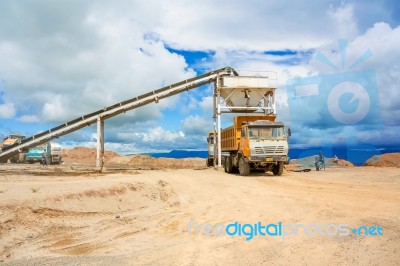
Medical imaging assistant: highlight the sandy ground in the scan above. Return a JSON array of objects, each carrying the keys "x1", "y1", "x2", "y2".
[{"x1": 0, "y1": 163, "x2": 399, "y2": 265}]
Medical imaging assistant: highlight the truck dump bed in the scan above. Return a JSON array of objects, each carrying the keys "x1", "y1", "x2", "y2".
[{"x1": 221, "y1": 115, "x2": 276, "y2": 152}]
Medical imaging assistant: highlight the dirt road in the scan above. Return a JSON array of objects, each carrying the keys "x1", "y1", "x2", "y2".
[{"x1": 0, "y1": 164, "x2": 399, "y2": 265}]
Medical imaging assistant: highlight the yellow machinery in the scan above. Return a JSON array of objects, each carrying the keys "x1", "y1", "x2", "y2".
[
  {"x1": 218, "y1": 115, "x2": 289, "y2": 176},
  {"x1": 0, "y1": 134, "x2": 26, "y2": 163}
]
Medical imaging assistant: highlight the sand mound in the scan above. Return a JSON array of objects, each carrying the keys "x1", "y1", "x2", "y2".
[
  {"x1": 336, "y1": 159, "x2": 354, "y2": 167},
  {"x1": 62, "y1": 147, "x2": 121, "y2": 165},
  {"x1": 62, "y1": 147, "x2": 205, "y2": 169},
  {"x1": 364, "y1": 153, "x2": 400, "y2": 167},
  {"x1": 110, "y1": 155, "x2": 205, "y2": 169}
]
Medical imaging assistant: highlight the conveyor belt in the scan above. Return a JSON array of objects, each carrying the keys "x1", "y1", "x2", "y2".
[{"x1": 0, "y1": 67, "x2": 237, "y2": 162}]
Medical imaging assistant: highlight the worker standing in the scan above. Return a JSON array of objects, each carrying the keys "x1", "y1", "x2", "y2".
[
  {"x1": 41, "y1": 149, "x2": 47, "y2": 167},
  {"x1": 315, "y1": 151, "x2": 325, "y2": 171}
]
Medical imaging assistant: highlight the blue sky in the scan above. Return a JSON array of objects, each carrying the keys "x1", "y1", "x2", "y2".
[{"x1": 0, "y1": 0, "x2": 399, "y2": 154}]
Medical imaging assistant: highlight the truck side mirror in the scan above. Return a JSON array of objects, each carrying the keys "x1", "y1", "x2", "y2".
[{"x1": 288, "y1": 128, "x2": 292, "y2": 137}]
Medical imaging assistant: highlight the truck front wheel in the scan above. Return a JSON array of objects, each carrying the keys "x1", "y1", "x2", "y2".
[
  {"x1": 272, "y1": 162, "x2": 284, "y2": 176},
  {"x1": 239, "y1": 157, "x2": 250, "y2": 176}
]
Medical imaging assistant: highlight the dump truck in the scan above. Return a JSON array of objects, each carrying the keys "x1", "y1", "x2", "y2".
[
  {"x1": 25, "y1": 142, "x2": 63, "y2": 164},
  {"x1": 0, "y1": 134, "x2": 26, "y2": 163},
  {"x1": 206, "y1": 131, "x2": 215, "y2": 167},
  {"x1": 217, "y1": 115, "x2": 290, "y2": 176}
]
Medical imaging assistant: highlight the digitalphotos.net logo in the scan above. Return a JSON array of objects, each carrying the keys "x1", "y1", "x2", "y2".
[
  {"x1": 188, "y1": 219, "x2": 384, "y2": 241},
  {"x1": 286, "y1": 39, "x2": 381, "y2": 161},
  {"x1": 287, "y1": 39, "x2": 380, "y2": 126}
]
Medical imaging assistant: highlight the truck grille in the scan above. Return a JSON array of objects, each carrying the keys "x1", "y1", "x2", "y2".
[{"x1": 254, "y1": 146, "x2": 285, "y2": 154}]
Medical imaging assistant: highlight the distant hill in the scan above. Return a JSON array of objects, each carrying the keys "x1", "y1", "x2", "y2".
[
  {"x1": 131, "y1": 146, "x2": 400, "y2": 165},
  {"x1": 139, "y1": 150, "x2": 208, "y2": 159}
]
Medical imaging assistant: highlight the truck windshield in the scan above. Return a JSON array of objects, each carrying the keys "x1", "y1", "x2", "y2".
[
  {"x1": 248, "y1": 126, "x2": 285, "y2": 140},
  {"x1": 30, "y1": 144, "x2": 47, "y2": 150}
]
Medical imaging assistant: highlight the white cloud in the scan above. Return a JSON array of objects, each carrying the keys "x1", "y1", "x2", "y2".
[
  {"x1": 155, "y1": 1, "x2": 362, "y2": 51},
  {"x1": 17, "y1": 115, "x2": 40, "y2": 123},
  {"x1": 0, "y1": 1, "x2": 194, "y2": 126},
  {"x1": 199, "y1": 96, "x2": 213, "y2": 112},
  {"x1": 41, "y1": 95, "x2": 69, "y2": 122},
  {"x1": 182, "y1": 115, "x2": 212, "y2": 135},
  {"x1": 0, "y1": 103, "x2": 16, "y2": 119},
  {"x1": 115, "y1": 126, "x2": 185, "y2": 144},
  {"x1": 327, "y1": 3, "x2": 359, "y2": 38},
  {"x1": 143, "y1": 127, "x2": 185, "y2": 142}
]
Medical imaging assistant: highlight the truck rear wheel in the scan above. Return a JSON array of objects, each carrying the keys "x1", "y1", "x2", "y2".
[
  {"x1": 225, "y1": 156, "x2": 233, "y2": 173},
  {"x1": 272, "y1": 162, "x2": 284, "y2": 176},
  {"x1": 239, "y1": 157, "x2": 250, "y2": 176},
  {"x1": 224, "y1": 158, "x2": 227, "y2": 172}
]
